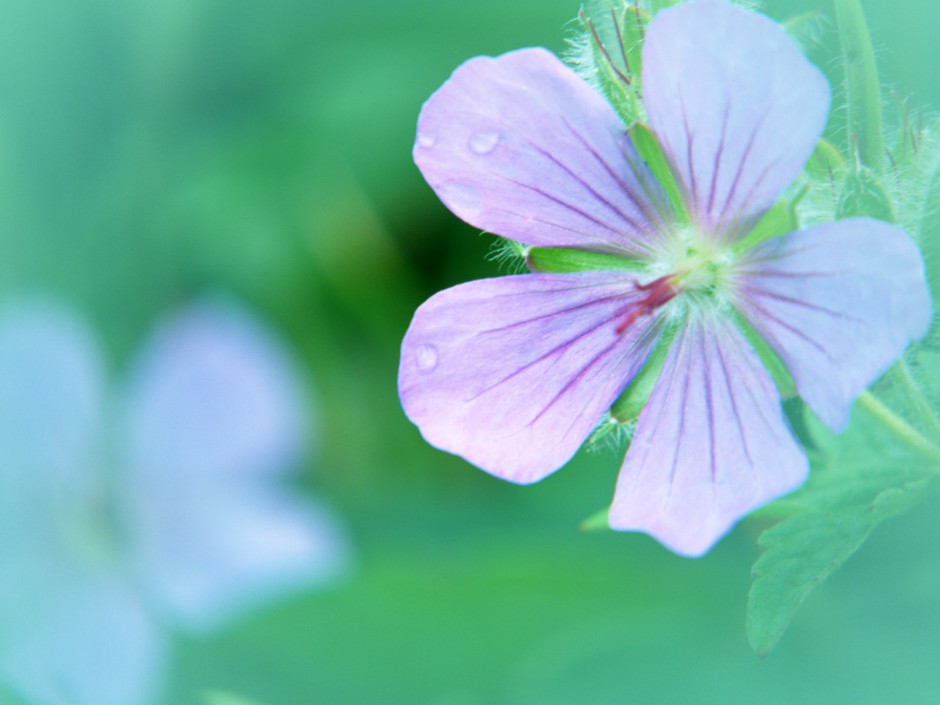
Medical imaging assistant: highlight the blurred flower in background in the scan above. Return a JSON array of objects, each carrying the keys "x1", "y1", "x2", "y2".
[{"x1": 0, "y1": 295, "x2": 347, "y2": 705}]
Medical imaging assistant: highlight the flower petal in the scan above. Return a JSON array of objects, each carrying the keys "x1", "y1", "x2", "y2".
[
  {"x1": 1, "y1": 576, "x2": 163, "y2": 705},
  {"x1": 642, "y1": 0, "x2": 829, "y2": 239},
  {"x1": 609, "y1": 315, "x2": 807, "y2": 557},
  {"x1": 0, "y1": 299, "x2": 104, "y2": 504},
  {"x1": 414, "y1": 48, "x2": 669, "y2": 257},
  {"x1": 121, "y1": 298, "x2": 348, "y2": 629},
  {"x1": 123, "y1": 298, "x2": 306, "y2": 481},
  {"x1": 732, "y1": 218, "x2": 931, "y2": 432},
  {"x1": 0, "y1": 301, "x2": 161, "y2": 705},
  {"x1": 399, "y1": 273, "x2": 662, "y2": 483}
]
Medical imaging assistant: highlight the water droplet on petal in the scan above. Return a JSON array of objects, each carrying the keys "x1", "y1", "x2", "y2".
[
  {"x1": 415, "y1": 344, "x2": 439, "y2": 373},
  {"x1": 417, "y1": 132, "x2": 436, "y2": 148},
  {"x1": 468, "y1": 130, "x2": 501, "y2": 155},
  {"x1": 438, "y1": 182, "x2": 483, "y2": 216}
]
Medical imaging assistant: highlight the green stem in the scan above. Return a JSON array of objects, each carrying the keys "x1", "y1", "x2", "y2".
[
  {"x1": 857, "y1": 391, "x2": 940, "y2": 467},
  {"x1": 833, "y1": 0, "x2": 884, "y2": 169}
]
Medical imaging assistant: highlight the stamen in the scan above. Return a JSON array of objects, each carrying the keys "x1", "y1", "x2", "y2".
[{"x1": 614, "y1": 274, "x2": 678, "y2": 335}]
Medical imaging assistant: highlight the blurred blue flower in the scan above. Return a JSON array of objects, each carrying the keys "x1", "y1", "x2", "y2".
[{"x1": 0, "y1": 296, "x2": 348, "y2": 705}]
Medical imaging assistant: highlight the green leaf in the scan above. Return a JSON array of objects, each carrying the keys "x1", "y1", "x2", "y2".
[
  {"x1": 746, "y1": 397, "x2": 940, "y2": 656},
  {"x1": 526, "y1": 247, "x2": 645, "y2": 274},
  {"x1": 805, "y1": 139, "x2": 847, "y2": 181},
  {"x1": 833, "y1": 0, "x2": 884, "y2": 169},
  {"x1": 835, "y1": 165, "x2": 895, "y2": 222}
]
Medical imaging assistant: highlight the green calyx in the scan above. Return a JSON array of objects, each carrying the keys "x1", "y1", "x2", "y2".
[
  {"x1": 575, "y1": 1, "x2": 651, "y2": 125},
  {"x1": 526, "y1": 247, "x2": 646, "y2": 274}
]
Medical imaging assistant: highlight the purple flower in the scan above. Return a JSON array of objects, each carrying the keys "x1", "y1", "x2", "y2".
[{"x1": 399, "y1": 0, "x2": 931, "y2": 556}]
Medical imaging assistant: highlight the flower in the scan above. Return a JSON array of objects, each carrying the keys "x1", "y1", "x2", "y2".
[
  {"x1": 399, "y1": 0, "x2": 931, "y2": 556},
  {"x1": 0, "y1": 296, "x2": 348, "y2": 705}
]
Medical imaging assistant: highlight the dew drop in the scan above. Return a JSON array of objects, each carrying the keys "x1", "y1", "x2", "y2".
[
  {"x1": 438, "y1": 181, "x2": 483, "y2": 216},
  {"x1": 417, "y1": 132, "x2": 436, "y2": 148},
  {"x1": 468, "y1": 130, "x2": 501, "y2": 155},
  {"x1": 415, "y1": 344, "x2": 439, "y2": 373}
]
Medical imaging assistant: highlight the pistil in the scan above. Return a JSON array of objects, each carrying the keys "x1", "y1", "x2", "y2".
[{"x1": 615, "y1": 274, "x2": 679, "y2": 335}]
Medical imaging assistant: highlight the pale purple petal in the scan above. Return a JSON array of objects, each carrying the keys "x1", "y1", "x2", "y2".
[
  {"x1": 731, "y1": 219, "x2": 931, "y2": 432},
  {"x1": 609, "y1": 316, "x2": 807, "y2": 557},
  {"x1": 130, "y1": 486, "x2": 347, "y2": 631},
  {"x1": 643, "y1": 0, "x2": 829, "y2": 239},
  {"x1": 399, "y1": 272, "x2": 663, "y2": 483},
  {"x1": 0, "y1": 302, "x2": 163, "y2": 705},
  {"x1": 0, "y1": 299, "x2": 104, "y2": 505},
  {"x1": 120, "y1": 298, "x2": 347, "y2": 630},
  {"x1": 123, "y1": 298, "x2": 307, "y2": 481},
  {"x1": 1, "y1": 577, "x2": 163, "y2": 705},
  {"x1": 415, "y1": 48, "x2": 670, "y2": 257}
]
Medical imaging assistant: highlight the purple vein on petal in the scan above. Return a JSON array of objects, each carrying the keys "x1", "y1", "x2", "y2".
[
  {"x1": 493, "y1": 173, "x2": 643, "y2": 254},
  {"x1": 740, "y1": 300, "x2": 835, "y2": 361},
  {"x1": 679, "y1": 91, "x2": 701, "y2": 228},
  {"x1": 705, "y1": 96, "x2": 732, "y2": 220},
  {"x1": 485, "y1": 208, "x2": 635, "y2": 253},
  {"x1": 475, "y1": 291, "x2": 629, "y2": 337},
  {"x1": 711, "y1": 107, "x2": 770, "y2": 240},
  {"x1": 721, "y1": 322, "x2": 783, "y2": 454},
  {"x1": 468, "y1": 302, "x2": 632, "y2": 404},
  {"x1": 736, "y1": 285, "x2": 865, "y2": 323},
  {"x1": 701, "y1": 330, "x2": 719, "y2": 483},
  {"x1": 733, "y1": 267, "x2": 842, "y2": 279},
  {"x1": 524, "y1": 321, "x2": 640, "y2": 431},
  {"x1": 615, "y1": 135, "x2": 679, "y2": 229},
  {"x1": 559, "y1": 117, "x2": 666, "y2": 233},
  {"x1": 655, "y1": 326, "x2": 688, "y2": 496},
  {"x1": 712, "y1": 327, "x2": 753, "y2": 466},
  {"x1": 548, "y1": 317, "x2": 666, "y2": 447},
  {"x1": 524, "y1": 140, "x2": 651, "y2": 238}
]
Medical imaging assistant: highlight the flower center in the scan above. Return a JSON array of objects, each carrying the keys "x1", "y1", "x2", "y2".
[{"x1": 614, "y1": 233, "x2": 736, "y2": 335}]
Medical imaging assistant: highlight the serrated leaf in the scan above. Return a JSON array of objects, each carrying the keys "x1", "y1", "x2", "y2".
[{"x1": 746, "y1": 398, "x2": 940, "y2": 656}]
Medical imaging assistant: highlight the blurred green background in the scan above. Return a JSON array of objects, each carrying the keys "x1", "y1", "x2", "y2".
[{"x1": 1, "y1": 0, "x2": 938, "y2": 703}]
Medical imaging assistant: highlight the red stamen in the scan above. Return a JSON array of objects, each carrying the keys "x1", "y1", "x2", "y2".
[{"x1": 614, "y1": 274, "x2": 678, "y2": 335}]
